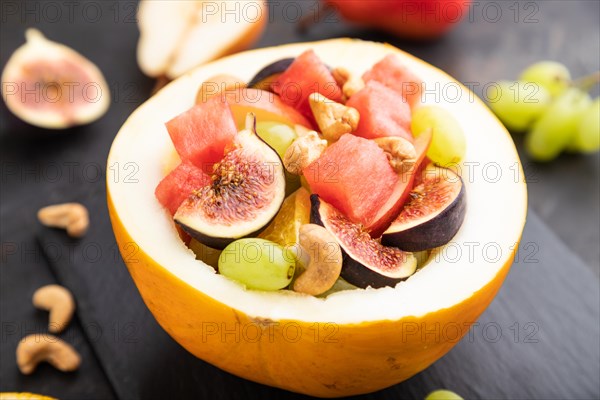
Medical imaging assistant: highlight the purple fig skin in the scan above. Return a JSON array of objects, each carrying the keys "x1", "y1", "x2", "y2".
[
  {"x1": 341, "y1": 257, "x2": 405, "y2": 289},
  {"x1": 381, "y1": 173, "x2": 467, "y2": 252},
  {"x1": 309, "y1": 194, "x2": 324, "y2": 226},
  {"x1": 310, "y1": 194, "x2": 412, "y2": 289},
  {"x1": 176, "y1": 223, "x2": 234, "y2": 250},
  {"x1": 176, "y1": 222, "x2": 271, "y2": 250},
  {"x1": 247, "y1": 58, "x2": 295, "y2": 90}
]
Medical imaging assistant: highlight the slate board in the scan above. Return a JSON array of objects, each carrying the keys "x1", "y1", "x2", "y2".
[
  {"x1": 35, "y1": 208, "x2": 600, "y2": 400},
  {"x1": 0, "y1": 216, "x2": 116, "y2": 400}
]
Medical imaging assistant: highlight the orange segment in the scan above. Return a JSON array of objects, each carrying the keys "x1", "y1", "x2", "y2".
[{"x1": 259, "y1": 187, "x2": 311, "y2": 247}]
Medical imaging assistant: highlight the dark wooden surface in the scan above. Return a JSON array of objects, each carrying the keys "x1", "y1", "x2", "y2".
[{"x1": 1, "y1": 1, "x2": 599, "y2": 399}]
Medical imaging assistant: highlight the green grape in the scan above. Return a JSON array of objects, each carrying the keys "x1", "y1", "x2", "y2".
[
  {"x1": 255, "y1": 121, "x2": 297, "y2": 159},
  {"x1": 425, "y1": 390, "x2": 464, "y2": 400},
  {"x1": 525, "y1": 88, "x2": 592, "y2": 161},
  {"x1": 487, "y1": 80, "x2": 551, "y2": 131},
  {"x1": 255, "y1": 121, "x2": 301, "y2": 195},
  {"x1": 519, "y1": 61, "x2": 571, "y2": 97},
  {"x1": 571, "y1": 98, "x2": 600, "y2": 153},
  {"x1": 411, "y1": 106, "x2": 466, "y2": 166},
  {"x1": 218, "y1": 238, "x2": 296, "y2": 291}
]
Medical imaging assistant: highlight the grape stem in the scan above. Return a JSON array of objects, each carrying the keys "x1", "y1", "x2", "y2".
[{"x1": 572, "y1": 71, "x2": 600, "y2": 92}]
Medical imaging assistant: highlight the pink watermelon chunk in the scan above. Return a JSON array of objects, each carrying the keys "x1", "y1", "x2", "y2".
[
  {"x1": 303, "y1": 134, "x2": 399, "y2": 229},
  {"x1": 155, "y1": 162, "x2": 211, "y2": 215},
  {"x1": 165, "y1": 95, "x2": 238, "y2": 172},
  {"x1": 272, "y1": 50, "x2": 343, "y2": 120},
  {"x1": 346, "y1": 81, "x2": 413, "y2": 142},
  {"x1": 363, "y1": 54, "x2": 423, "y2": 108}
]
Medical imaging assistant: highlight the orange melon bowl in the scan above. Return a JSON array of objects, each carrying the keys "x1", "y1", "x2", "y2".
[{"x1": 107, "y1": 39, "x2": 527, "y2": 397}]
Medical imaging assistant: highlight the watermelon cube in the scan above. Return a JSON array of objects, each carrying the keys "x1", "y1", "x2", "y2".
[
  {"x1": 165, "y1": 95, "x2": 238, "y2": 172},
  {"x1": 363, "y1": 54, "x2": 423, "y2": 108},
  {"x1": 346, "y1": 81, "x2": 413, "y2": 142},
  {"x1": 303, "y1": 134, "x2": 399, "y2": 229},
  {"x1": 272, "y1": 50, "x2": 343, "y2": 121},
  {"x1": 155, "y1": 162, "x2": 211, "y2": 215}
]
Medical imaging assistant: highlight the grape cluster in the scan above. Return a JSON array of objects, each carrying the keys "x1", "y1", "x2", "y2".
[{"x1": 487, "y1": 61, "x2": 600, "y2": 161}]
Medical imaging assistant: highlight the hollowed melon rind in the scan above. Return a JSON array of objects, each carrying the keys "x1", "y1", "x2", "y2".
[
  {"x1": 107, "y1": 39, "x2": 527, "y2": 397},
  {"x1": 109, "y1": 192, "x2": 517, "y2": 397}
]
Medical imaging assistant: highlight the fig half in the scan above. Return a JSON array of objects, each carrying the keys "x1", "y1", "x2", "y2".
[
  {"x1": 1, "y1": 29, "x2": 110, "y2": 129},
  {"x1": 247, "y1": 58, "x2": 295, "y2": 91},
  {"x1": 382, "y1": 165, "x2": 466, "y2": 251},
  {"x1": 174, "y1": 114, "x2": 286, "y2": 249},
  {"x1": 311, "y1": 195, "x2": 417, "y2": 289}
]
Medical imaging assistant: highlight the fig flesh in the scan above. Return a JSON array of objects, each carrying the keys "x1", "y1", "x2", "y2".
[
  {"x1": 247, "y1": 58, "x2": 295, "y2": 91},
  {"x1": 382, "y1": 165, "x2": 466, "y2": 251},
  {"x1": 1, "y1": 29, "x2": 109, "y2": 129},
  {"x1": 175, "y1": 114, "x2": 286, "y2": 249},
  {"x1": 311, "y1": 195, "x2": 417, "y2": 289}
]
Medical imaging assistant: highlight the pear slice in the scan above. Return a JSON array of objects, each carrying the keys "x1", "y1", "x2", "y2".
[
  {"x1": 137, "y1": 0, "x2": 267, "y2": 79},
  {"x1": 1, "y1": 29, "x2": 110, "y2": 129}
]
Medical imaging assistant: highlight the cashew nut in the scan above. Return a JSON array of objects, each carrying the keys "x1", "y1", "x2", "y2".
[
  {"x1": 37, "y1": 203, "x2": 89, "y2": 238},
  {"x1": 283, "y1": 131, "x2": 327, "y2": 175},
  {"x1": 195, "y1": 74, "x2": 246, "y2": 103},
  {"x1": 33, "y1": 285, "x2": 75, "y2": 334},
  {"x1": 342, "y1": 77, "x2": 365, "y2": 99},
  {"x1": 331, "y1": 67, "x2": 365, "y2": 99},
  {"x1": 309, "y1": 93, "x2": 360, "y2": 142},
  {"x1": 332, "y1": 67, "x2": 350, "y2": 87},
  {"x1": 16, "y1": 334, "x2": 81, "y2": 375},
  {"x1": 374, "y1": 137, "x2": 417, "y2": 174},
  {"x1": 294, "y1": 124, "x2": 313, "y2": 138},
  {"x1": 293, "y1": 224, "x2": 343, "y2": 296}
]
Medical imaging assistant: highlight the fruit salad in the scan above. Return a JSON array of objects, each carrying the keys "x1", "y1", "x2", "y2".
[{"x1": 155, "y1": 50, "x2": 467, "y2": 295}]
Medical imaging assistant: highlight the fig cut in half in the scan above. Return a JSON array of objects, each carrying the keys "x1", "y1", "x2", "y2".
[
  {"x1": 311, "y1": 195, "x2": 417, "y2": 288},
  {"x1": 174, "y1": 114, "x2": 285, "y2": 249},
  {"x1": 382, "y1": 165, "x2": 466, "y2": 251},
  {"x1": 1, "y1": 29, "x2": 109, "y2": 129}
]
